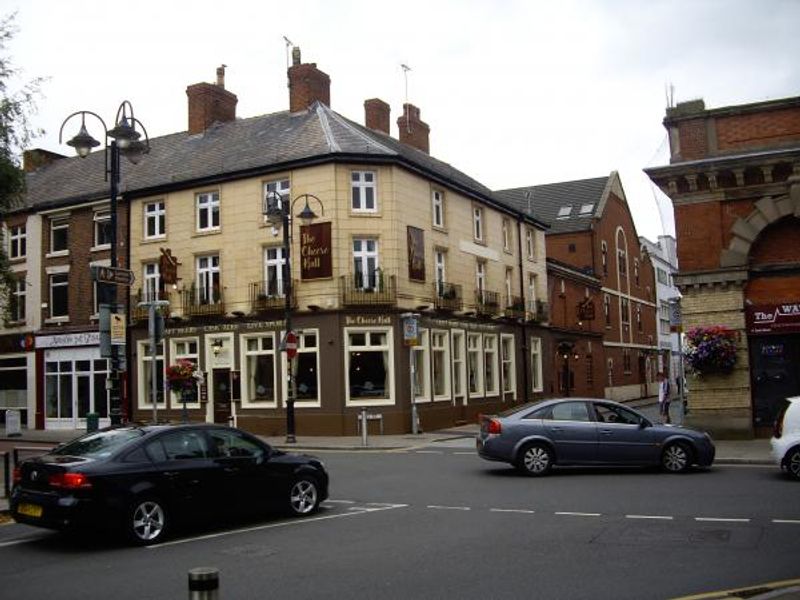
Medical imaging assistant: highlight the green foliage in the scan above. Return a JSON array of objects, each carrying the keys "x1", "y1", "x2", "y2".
[{"x1": 0, "y1": 12, "x2": 45, "y2": 318}]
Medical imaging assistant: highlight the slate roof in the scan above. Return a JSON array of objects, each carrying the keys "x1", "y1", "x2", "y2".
[
  {"x1": 23, "y1": 102, "x2": 541, "y2": 226},
  {"x1": 495, "y1": 176, "x2": 610, "y2": 234}
]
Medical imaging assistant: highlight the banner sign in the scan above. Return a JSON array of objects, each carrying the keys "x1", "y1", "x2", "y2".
[
  {"x1": 746, "y1": 303, "x2": 800, "y2": 334},
  {"x1": 300, "y1": 222, "x2": 332, "y2": 280},
  {"x1": 407, "y1": 226, "x2": 425, "y2": 282}
]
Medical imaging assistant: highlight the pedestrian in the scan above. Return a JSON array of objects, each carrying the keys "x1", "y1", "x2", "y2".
[{"x1": 658, "y1": 372, "x2": 671, "y2": 424}]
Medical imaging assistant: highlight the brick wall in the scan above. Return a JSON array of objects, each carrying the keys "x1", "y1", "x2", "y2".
[
  {"x1": 749, "y1": 216, "x2": 800, "y2": 265},
  {"x1": 677, "y1": 118, "x2": 709, "y2": 161},
  {"x1": 675, "y1": 202, "x2": 724, "y2": 270},
  {"x1": 716, "y1": 107, "x2": 800, "y2": 152}
]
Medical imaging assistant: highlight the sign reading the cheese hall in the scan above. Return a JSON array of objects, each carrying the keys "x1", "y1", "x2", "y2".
[
  {"x1": 300, "y1": 222, "x2": 332, "y2": 280},
  {"x1": 746, "y1": 303, "x2": 800, "y2": 334}
]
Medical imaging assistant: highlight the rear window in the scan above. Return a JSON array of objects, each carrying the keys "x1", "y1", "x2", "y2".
[{"x1": 53, "y1": 428, "x2": 145, "y2": 459}]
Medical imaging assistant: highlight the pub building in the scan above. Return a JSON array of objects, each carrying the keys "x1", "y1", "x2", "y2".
[{"x1": 9, "y1": 54, "x2": 552, "y2": 435}]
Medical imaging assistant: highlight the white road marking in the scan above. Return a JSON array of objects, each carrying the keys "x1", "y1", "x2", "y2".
[
  {"x1": 625, "y1": 515, "x2": 674, "y2": 520},
  {"x1": 772, "y1": 519, "x2": 800, "y2": 524},
  {"x1": 0, "y1": 534, "x2": 50, "y2": 548},
  {"x1": 694, "y1": 517, "x2": 751, "y2": 523},
  {"x1": 323, "y1": 500, "x2": 356, "y2": 504},
  {"x1": 427, "y1": 505, "x2": 470, "y2": 511},
  {"x1": 490, "y1": 508, "x2": 535, "y2": 514},
  {"x1": 415, "y1": 450, "x2": 444, "y2": 454},
  {"x1": 151, "y1": 503, "x2": 408, "y2": 548},
  {"x1": 454, "y1": 452, "x2": 474, "y2": 455},
  {"x1": 555, "y1": 512, "x2": 602, "y2": 517}
]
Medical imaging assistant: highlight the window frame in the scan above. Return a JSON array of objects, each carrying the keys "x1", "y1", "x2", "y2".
[
  {"x1": 431, "y1": 189, "x2": 445, "y2": 229},
  {"x1": 144, "y1": 200, "x2": 166, "y2": 240},
  {"x1": 92, "y1": 210, "x2": 112, "y2": 250},
  {"x1": 196, "y1": 191, "x2": 220, "y2": 232},
  {"x1": 137, "y1": 339, "x2": 166, "y2": 409},
  {"x1": 467, "y1": 332, "x2": 484, "y2": 398},
  {"x1": 501, "y1": 333, "x2": 516, "y2": 399},
  {"x1": 351, "y1": 171, "x2": 377, "y2": 213},
  {"x1": 530, "y1": 337, "x2": 543, "y2": 393},
  {"x1": 282, "y1": 329, "x2": 321, "y2": 408},
  {"x1": 345, "y1": 326, "x2": 394, "y2": 407},
  {"x1": 196, "y1": 254, "x2": 221, "y2": 304},
  {"x1": 10, "y1": 277, "x2": 25, "y2": 322},
  {"x1": 472, "y1": 206, "x2": 484, "y2": 242},
  {"x1": 9, "y1": 224, "x2": 26, "y2": 259},
  {"x1": 241, "y1": 333, "x2": 278, "y2": 408},
  {"x1": 483, "y1": 334, "x2": 499, "y2": 397},
  {"x1": 431, "y1": 329, "x2": 451, "y2": 401},
  {"x1": 49, "y1": 216, "x2": 69, "y2": 255},
  {"x1": 412, "y1": 329, "x2": 431, "y2": 403},
  {"x1": 49, "y1": 272, "x2": 69, "y2": 319}
]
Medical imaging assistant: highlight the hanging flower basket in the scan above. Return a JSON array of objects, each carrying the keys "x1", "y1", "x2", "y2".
[
  {"x1": 685, "y1": 325, "x2": 737, "y2": 375},
  {"x1": 165, "y1": 359, "x2": 199, "y2": 394}
]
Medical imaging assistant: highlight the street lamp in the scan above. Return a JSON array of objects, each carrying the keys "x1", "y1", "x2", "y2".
[
  {"x1": 60, "y1": 101, "x2": 150, "y2": 426},
  {"x1": 263, "y1": 192, "x2": 324, "y2": 443}
]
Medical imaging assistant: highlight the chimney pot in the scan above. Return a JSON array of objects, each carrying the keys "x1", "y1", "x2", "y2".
[
  {"x1": 292, "y1": 46, "x2": 301, "y2": 66},
  {"x1": 397, "y1": 103, "x2": 430, "y2": 153},
  {"x1": 216, "y1": 64, "x2": 226, "y2": 88},
  {"x1": 187, "y1": 67, "x2": 238, "y2": 134},
  {"x1": 287, "y1": 48, "x2": 331, "y2": 112}
]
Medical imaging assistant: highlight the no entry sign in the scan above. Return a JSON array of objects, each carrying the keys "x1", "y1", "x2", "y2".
[{"x1": 284, "y1": 330, "x2": 298, "y2": 359}]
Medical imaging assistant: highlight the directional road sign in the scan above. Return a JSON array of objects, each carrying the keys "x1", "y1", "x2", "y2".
[{"x1": 92, "y1": 266, "x2": 136, "y2": 286}]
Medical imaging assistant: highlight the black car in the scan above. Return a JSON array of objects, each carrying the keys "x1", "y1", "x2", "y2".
[
  {"x1": 11, "y1": 424, "x2": 329, "y2": 544},
  {"x1": 477, "y1": 398, "x2": 715, "y2": 476}
]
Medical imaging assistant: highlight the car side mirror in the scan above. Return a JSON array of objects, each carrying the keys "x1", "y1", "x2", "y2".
[{"x1": 639, "y1": 419, "x2": 650, "y2": 429}]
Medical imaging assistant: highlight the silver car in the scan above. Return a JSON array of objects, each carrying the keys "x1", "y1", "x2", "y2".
[{"x1": 477, "y1": 398, "x2": 715, "y2": 476}]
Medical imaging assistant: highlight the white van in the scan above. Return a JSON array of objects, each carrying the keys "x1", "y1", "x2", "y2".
[{"x1": 771, "y1": 396, "x2": 800, "y2": 480}]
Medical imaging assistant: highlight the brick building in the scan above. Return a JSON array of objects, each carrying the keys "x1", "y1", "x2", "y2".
[
  {"x1": 497, "y1": 172, "x2": 660, "y2": 402},
  {"x1": 646, "y1": 95, "x2": 800, "y2": 438}
]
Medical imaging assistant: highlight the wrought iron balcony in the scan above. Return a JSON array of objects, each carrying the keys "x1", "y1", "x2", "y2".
[
  {"x1": 504, "y1": 295, "x2": 526, "y2": 319},
  {"x1": 340, "y1": 271, "x2": 396, "y2": 306},
  {"x1": 130, "y1": 289, "x2": 172, "y2": 322},
  {"x1": 475, "y1": 289, "x2": 501, "y2": 316},
  {"x1": 249, "y1": 280, "x2": 296, "y2": 313},
  {"x1": 527, "y1": 299, "x2": 550, "y2": 323},
  {"x1": 181, "y1": 285, "x2": 225, "y2": 317},
  {"x1": 434, "y1": 282, "x2": 463, "y2": 311}
]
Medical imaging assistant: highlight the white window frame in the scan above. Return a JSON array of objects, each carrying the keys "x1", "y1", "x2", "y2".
[
  {"x1": 435, "y1": 250, "x2": 446, "y2": 295},
  {"x1": 241, "y1": 333, "x2": 278, "y2": 408},
  {"x1": 49, "y1": 272, "x2": 69, "y2": 319},
  {"x1": 431, "y1": 330, "x2": 451, "y2": 401},
  {"x1": 526, "y1": 229, "x2": 535, "y2": 260},
  {"x1": 432, "y1": 189, "x2": 445, "y2": 228},
  {"x1": 263, "y1": 179, "x2": 290, "y2": 219},
  {"x1": 196, "y1": 254, "x2": 221, "y2": 304},
  {"x1": 467, "y1": 332, "x2": 484, "y2": 398},
  {"x1": 137, "y1": 339, "x2": 166, "y2": 409},
  {"x1": 351, "y1": 171, "x2": 377, "y2": 213},
  {"x1": 170, "y1": 337, "x2": 201, "y2": 409},
  {"x1": 353, "y1": 238, "x2": 379, "y2": 290},
  {"x1": 530, "y1": 337, "x2": 543, "y2": 393},
  {"x1": 281, "y1": 329, "x2": 321, "y2": 408},
  {"x1": 264, "y1": 246, "x2": 287, "y2": 297},
  {"x1": 9, "y1": 225, "x2": 26, "y2": 259},
  {"x1": 527, "y1": 273, "x2": 537, "y2": 309},
  {"x1": 49, "y1": 216, "x2": 69, "y2": 255},
  {"x1": 473, "y1": 206, "x2": 484, "y2": 242},
  {"x1": 345, "y1": 326, "x2": 394, "y2": 407},
  {"x1": 10, "y1": 277, "x2": 25, "y2": 322},
  {"x1": 505, "y1": 268, "x2": 513, "y2": 307},
  {"x1": 476, "y1": 261, "x2": 486, "y2": 296},
  {"x1": 143, "y1": 262, "x2": 161, "y2": 303},
  {"x1": 412, "y1": 329, "x2": 431, "y2": 403},
  {"x1": 502, "y1": 218, "x2": 511, "y2": 252},
  {"x1": 501, "y1": 333, "x2": 516, "y2": 399},
  {"x1": 451, "y1": 329, "x2": 466, "y2": 403},
  {"x1": 483, "y1": 334, "x2": 499, "y2": 396},
  {"x1": 196, "y1": 191, "x2": 220, "y2": 232},
  {"x1": 92, "y1": 210, "x2": 111, "y2": 250},
  {"x1": 144, "y1": 201, "x2": 166, "y2": 239}
]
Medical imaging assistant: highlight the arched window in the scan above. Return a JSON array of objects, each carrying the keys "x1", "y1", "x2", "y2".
[{"x1": 601, "y1": 241, "x2": 608, "y2": 276}]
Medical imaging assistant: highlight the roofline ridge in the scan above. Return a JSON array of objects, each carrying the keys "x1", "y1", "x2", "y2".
[
  {"x1": 313, "y1": 103, "x2": 341, "y2": 153},
  {"x1": 320, "y1": 104, "x2": 396, "y2": 155}
]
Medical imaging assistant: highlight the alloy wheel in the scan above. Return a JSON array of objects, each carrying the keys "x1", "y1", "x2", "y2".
[
  {"x1": 523, "y1": 445, "x2": 551, "y2": 475},
  {"x1": 662, "y1": 443, "x2": 689, "y2": 473},
  {"x1": 132, "y1": 500, "x2": 166, "y2": 542},
  {"x1": 788, "y1": 449, "x2": 800, "y2": 480},
  {"x1": 290, "y1": 479, "x2": 319, "y2": 515}
]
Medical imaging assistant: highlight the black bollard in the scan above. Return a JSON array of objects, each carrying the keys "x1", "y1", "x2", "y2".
[{"x1": 188, "y1": 567, "x2": 219, "y2": 599}]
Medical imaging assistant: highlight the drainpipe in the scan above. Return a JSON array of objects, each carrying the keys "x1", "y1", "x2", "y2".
[{"x1": 517, "y1": 216, "x2": 530, "y2": 403}]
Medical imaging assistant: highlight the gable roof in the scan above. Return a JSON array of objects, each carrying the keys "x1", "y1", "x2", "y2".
[
  {"x1": 494, "y1": 175, "x2": 613, "y2": 234},
  {"x1": 22, "y1": 102, "x2": 545, "y2": 228}
]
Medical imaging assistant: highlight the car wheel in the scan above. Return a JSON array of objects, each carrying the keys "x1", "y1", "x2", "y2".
[
  {"x1": 661, "y1": 442, "x2": 691, "y2": 473},
  {"x1": 127, "y1": 497, "x2": 168, "y2": 545},
  {"x1": 785, "y1": 447, "x2": 800, "y2": 481},
  {"x1": 517, "y1": 443, "x2": 554, "y2": 476},
  {"x1": 287, "y1": 476, "x2": 320, "y2": 516}
]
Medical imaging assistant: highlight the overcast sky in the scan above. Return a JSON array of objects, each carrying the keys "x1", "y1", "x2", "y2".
[{"x1": 6, "y1": 0, "x2": 800, "y2": 242}]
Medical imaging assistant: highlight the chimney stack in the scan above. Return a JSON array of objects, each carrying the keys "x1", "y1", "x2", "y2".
[
  {"x1": 364, "y1": 98, "x2": 390, "y2": 135},
  {"x1": 397, "y1": 103, "x2": 430, "y2": 153},
  {"x1": 23, "y1": 148, "x2": 65, "y2": 172},
  {"x1": 186, "y1": 65, "x2": 238, "y2": 135},
  {"x1": 287, "y1": 47, "x2": 331, "y2": 113}
]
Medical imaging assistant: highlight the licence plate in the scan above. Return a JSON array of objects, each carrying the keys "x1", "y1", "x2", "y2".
[{"x1": 17, "y1": 503, "x2": 43, "y2": 518}]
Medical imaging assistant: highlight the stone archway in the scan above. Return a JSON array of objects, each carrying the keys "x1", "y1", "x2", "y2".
[{"x1": 721, "y1": 187, "x2": 800, "y2": 267}]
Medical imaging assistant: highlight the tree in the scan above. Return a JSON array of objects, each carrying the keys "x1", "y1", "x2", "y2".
[{"x1": 0, "y1": 13, "x2": 44, "y2": 317}]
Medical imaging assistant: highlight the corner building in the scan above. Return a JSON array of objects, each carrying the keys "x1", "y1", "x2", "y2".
[
  {"x1": 10, "y1": 53, "x2": 551, "y2": 434},
  {"x1": 646, "y1": 96, "x2": 800, "y2": 437}
]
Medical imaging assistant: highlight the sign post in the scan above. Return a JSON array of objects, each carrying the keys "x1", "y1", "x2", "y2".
[{"x1": 402, "y1": 313, "x2": 421, "y2": 434}]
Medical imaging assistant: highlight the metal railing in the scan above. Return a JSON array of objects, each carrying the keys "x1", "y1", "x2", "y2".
[
  {"x1": 131, "y1": 289, "x2": 172, "y2": 321},
  {"x1": 527, "y1": 299, "x2": 550, "y2": 323},
  {"x1": 433, "y1": 282, "x2": 463, "y2": 311},
  {"x1": 181, "y1": 286, "x2": 225, "y2": 317},
  {"x1": 249, "y1": 280, "x2": 296, "y2": 313},
  {"x1": 504, "y1": 295, "x2": 526, "y2": 319},
  {"x1": 475, "y1": 289, "x2": 501, "y2": 316},
  {"x1": 340, "y1": 272, "x2": 397, "y2": 306}
]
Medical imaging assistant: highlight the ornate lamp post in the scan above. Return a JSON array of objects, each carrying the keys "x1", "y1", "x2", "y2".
[
  {"x1": 60, "y1": 101, "x2": 149, "y2": 426},
  {"x1": 263, "y1": 192, "x2": 324, "y2": 443}
]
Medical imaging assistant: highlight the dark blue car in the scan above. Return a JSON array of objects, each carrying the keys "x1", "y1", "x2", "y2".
[{"x1": 477, "y1": 398, "x2": 715, "y2": 476}]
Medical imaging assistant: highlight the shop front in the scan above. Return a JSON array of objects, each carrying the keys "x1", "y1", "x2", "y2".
[{"x1": 747, "y1": 303, "x2": 800, "y2": 433}]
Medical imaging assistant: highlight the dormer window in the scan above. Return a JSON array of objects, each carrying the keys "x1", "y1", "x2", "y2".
[{"x1": 557, "y1": 206, "x2": 572, "y2": 219}]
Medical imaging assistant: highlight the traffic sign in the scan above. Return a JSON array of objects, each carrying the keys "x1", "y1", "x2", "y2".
[
  {"x1": 284, "y1": 330, "x2": 298, "y2": 359},
  {"x1": 92, "y1": 265, "x2": 136, "y2": 286}
]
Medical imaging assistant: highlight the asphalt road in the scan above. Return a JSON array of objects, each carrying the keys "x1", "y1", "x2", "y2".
[{"x1": 0, "y1": 439, "x2": 798, "y2": 600}]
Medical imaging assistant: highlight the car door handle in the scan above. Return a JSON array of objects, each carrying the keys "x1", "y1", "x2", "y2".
[
  {"x1": 163, "y1": 471, "x2": 180, "y2": 477},
  {"x1": 548, "y1": 427, "x2": 564, "y2": 432},
  {"x1": 600, "y1": 429, "x2": 613, "y2": 435}
]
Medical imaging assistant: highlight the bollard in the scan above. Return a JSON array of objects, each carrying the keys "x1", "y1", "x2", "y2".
[
  {"x1": 360, "y1": 408, "x2": 368, "y2": 447},
  {"x1": 188, "y1": 567, "x2": 219, "y2": 600}
]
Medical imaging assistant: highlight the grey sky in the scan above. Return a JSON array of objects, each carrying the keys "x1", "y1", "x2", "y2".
[{"x1": 6, "y1": 0, "x2": 800, "y2": 242}]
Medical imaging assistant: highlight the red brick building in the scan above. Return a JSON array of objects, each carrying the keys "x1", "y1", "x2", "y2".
[
  {"x1": 497, "y1": 172, "x2": 660, "y2": 402},
  {"x1": 646, "y1": 95, "x2": 800, "y2": 437}
]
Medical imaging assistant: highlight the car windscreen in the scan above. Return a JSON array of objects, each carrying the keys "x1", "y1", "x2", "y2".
[{"x1": 52, "y1": 428, "x2": 145, "y2": 459}]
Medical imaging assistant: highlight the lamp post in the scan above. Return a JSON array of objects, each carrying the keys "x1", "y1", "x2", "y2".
[
  {"x1": 60, "y1": 102, "x2": 149, "y2": 426},
  {"x1": 263, "y1": 192, "x2": 324, "y2": 443}
]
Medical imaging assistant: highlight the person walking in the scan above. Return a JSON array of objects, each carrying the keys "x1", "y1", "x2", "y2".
[{"x1": 658, "y1": 372, "x2": 671, "y2": 424}]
